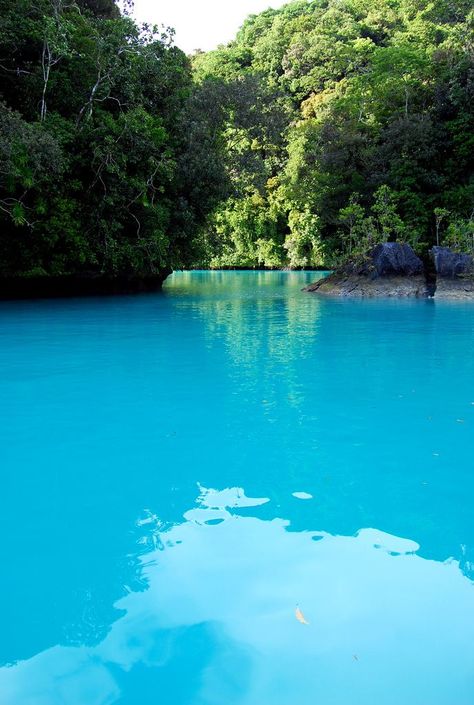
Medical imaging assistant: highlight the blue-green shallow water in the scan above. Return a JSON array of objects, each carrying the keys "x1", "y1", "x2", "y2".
[{"x1": 1, "y1": 270, "x2": 474, "y2": 705}]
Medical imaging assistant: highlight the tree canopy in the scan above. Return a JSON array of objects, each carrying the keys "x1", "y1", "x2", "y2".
[
  {"x1": 0, "y1": 0, "x2": 473, "y2": 282},
  {"x1": 0, "y1": 0, "x2": 227, "y2": 283},
  {"x1": 193, "y1": 0, "x2": 474, "y2": 268}
]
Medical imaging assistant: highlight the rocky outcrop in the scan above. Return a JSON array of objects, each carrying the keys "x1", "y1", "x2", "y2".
[
  {"x1": 371, "y1": 242, "x2": 424, "y2": 277},
  {"x1": 304, "y1": 243, "x2": 428, "y2": 298},
  {"x1": 305, "y1": 242, "x2": 474, "y2": 300},
  {"x1": 435, "y1": 277, "x2": 474, "y2": 299},
  {"x1": 431, "y1": 246, "x2": 473, "y2": 278},
  {"x1": 305, "y1": 273, "x2": 428, "y2": 297},
  {"x1": 430, "y1": 246, "x2": 474, "y2": 299}
]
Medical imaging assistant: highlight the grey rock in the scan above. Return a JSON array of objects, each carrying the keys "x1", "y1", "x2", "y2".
[
  {"x1": 431, "y1": 246, "x2": 473, "y2": 279},
  {"x1": 305, "y1": 242, "x2": 474, "y2": 299},
  {"x1": 371, "y1": 242, "x2": 424, "y2": 277},
  {"x1": 304, "y1": 242, "x2": 427, "y2": 298},
  {"x1": 435, "y1": 277, "x2": 474, "y2": 299},
  {"x1": 304, "y1": 273, "x2": 428, "y2": 298}
]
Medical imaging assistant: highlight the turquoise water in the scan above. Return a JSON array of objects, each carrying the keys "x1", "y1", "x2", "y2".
[{"x1": 1, "y1": 270, "x2": 474, "y2": 704}]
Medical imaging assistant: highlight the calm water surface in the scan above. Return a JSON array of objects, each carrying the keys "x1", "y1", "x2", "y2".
[{"x1": 1, "y1": 271, "x2": 474, "y2": 704}]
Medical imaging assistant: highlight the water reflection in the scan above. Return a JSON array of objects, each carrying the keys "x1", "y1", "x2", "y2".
[
  {"x1": 164, "y1": 272, "x2": 474, "y2": 577},
  {"x1": 1, "y1": 486, "x2": 473, "y2": 705}
]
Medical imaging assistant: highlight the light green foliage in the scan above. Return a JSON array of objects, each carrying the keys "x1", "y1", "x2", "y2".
[
  {"x1": 208, "y1": 193, "x2": 283, "y2": 268},
  {"x1": 444, "y1": 219, "x2": 474, "y2": 255},
  {"x1": 338, "y1": 196, "x2": 366, "y2": 256},
  {"x1": 336, "y1": 188, "x2": 407, "y2": 264},
  {"x1": 285, "y1": 210, "x2": 325, "y2": 268},
  {"x1": 372, "y1": 186, "x2": 407, "y2": 243},
  {"x1": 194, "y1": 0, "x2": 474, "y2": 268}
]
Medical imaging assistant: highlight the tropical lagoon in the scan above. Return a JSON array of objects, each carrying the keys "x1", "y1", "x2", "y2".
[
  {"x1": 1, "y1": 0, "x2": 473, "y2": 700},
  {"x1": 1, "y1": 270, "x2": 474, "y2": 704}
]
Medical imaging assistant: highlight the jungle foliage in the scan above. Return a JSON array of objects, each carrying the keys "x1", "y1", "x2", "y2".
[
  {"x1": 193, "y1": 0, "x2": 474, "y2": 268},
  {"x1": 0, "y1": 0, "x2": 473, "y2": 279},
  {"x1": 0, "y1": 0, "x2": 230, "y2": 279}
]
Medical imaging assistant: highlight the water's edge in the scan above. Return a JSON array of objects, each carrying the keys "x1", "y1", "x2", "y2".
[
  {"x1": 0, "y1": 268, "x2": 325, "y2": 301},
  {"x1": 0, "y1": 271, "x2": 172, "y2": 300}
]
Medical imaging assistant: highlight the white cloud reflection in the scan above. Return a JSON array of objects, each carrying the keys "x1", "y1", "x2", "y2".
[{"x1": 1, "y1": 487, "x2": 474, "y2": 704}]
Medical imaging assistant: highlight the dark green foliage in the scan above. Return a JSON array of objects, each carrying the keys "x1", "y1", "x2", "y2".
[
  {"x1": 0, "y1": 0, "x2": 472, "y2": 277},
  {"x1": 76, "y1": 0, "x2": 120, "y2": 19},
  {"x1": 0, "y1": 0, "x2": 224, "y2": 280}
]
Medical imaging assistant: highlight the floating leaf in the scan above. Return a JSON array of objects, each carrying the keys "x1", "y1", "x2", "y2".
[{"x1": 295, "y1": 606, "x2": 309, "y2": 625}]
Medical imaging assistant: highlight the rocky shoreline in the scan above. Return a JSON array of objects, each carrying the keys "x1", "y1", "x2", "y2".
[
  {"x1": 304, "y1": 243, "x2": 474, "y2": 300},
  {"x1": 305, "y1": 273, "x2": 430, "y2": 298}
]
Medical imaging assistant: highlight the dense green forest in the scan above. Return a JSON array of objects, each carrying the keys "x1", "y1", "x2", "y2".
[
  {"x1": 0, "y1": 0, "x2": 228, "y2": 284},
  {"x1": 194, "y1": 0, "x2": 474, "y2": 268},
  {"x1": 0, "y1": 0, "x2": 473, "y2": 282}
]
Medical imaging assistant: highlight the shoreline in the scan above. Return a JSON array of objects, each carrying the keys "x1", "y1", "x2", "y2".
[
  {"x1": 186, "y1": 266, "x2": 329, "y2": 272},
  {"x1": 0, "y1": 268, "x2": 325, "y2": 301},
  {"x1": 0, "y1": 271, "x2": 172, "y2": 301},
  {"x1": 304, "y1": 244, "x2": 474, "y2": 300}
]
